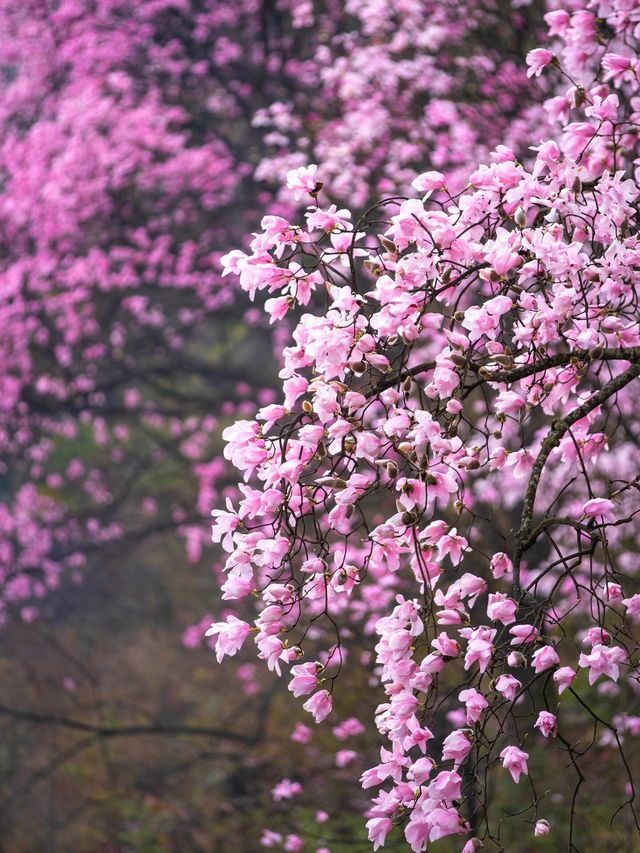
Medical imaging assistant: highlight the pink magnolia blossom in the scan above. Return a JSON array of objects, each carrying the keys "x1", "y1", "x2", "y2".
[
  {"x1": 441, "y1": 730, "x2": 472, "y2": 766},
  {"x1": 459, "y1": 688, "x2": 488, "y2": 725},
  {"x1": 272, "y1": 779, "x2": 302, "y2": 801},
  {"x1": 204, "y1": 616, "x2": 251, "y2": 663},
  {"x1": 494, "y1": 674, "x2": 521, "y2": 702},
  {"x1": 500, "y1": 745, "x2": 529, "y2": 783},
  {"x1": 553, "y1": 667, "x2": 577, "y2": 695},
  {"x1": 534, "y1": 711, "x2": 557, "y2": 738},
  {"x1": 526, "y1": 49, "x2": 555, "y2": 77},
  {"x1": 578, "y1": 644, "x2": 627, "y2": 685},
  {"x1": 582, "y1": 498, "x2": 617, "y2": 520},
  {"x1": 534, "y1": 820, "x2": 551, "y2": 837},
  {"x1": 531, "y1": 645, "x2": 560, "y2": 674},
  {"x1": 487, "y1": 593, "x2": 517, "y2": 625},
  {"x1": 303, "y1": 689, "x2": 333, "y2": 723},
  {"x1": 286, "y1": 164, "x2": 320, "y2": 199}
]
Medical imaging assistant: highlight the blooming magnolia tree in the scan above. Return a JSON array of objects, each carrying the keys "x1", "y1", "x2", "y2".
[{"x1": 214, "y1": 1, "x2": 640, "y2": 849}]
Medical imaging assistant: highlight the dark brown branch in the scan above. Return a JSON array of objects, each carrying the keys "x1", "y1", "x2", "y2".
[
  {"x1": 513, "y1": 361, "x2": 640, "y2": 596},
  {"x1": 0, "y1": 704, "x2": 256, "y2": 744}
]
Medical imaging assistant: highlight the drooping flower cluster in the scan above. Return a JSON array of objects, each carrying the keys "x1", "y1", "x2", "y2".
[{"x1": 214, "y1": 1, "x2": 640, "y2": 848}]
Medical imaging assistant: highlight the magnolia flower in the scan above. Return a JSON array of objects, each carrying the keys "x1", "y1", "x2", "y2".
[
  {"x1": 459, "y1": 688, "x2": 488, "y2": 724},
  {"x1": 303, "y1": 689, "x2": 333, "y2": 723},
  {"x1": 623, "y1": 594, "x2": 640, "y2": 620},
  {"x1": 286, "y1": 164, "x2": 320, "y2": 199},
  {"x1": 367, "y1": 817, "x2": 392, "y2": 851},
  {"x1": 463, "y1": 627, "x2": 496, "y2": 672},
  {"x1": 441, "y1": 729, "x2": 472, "y2": 766},
  {"x1": 509, "y1": 624, "x2": 539, "y2": 646},
  {"x1": 284, "y1": 834, "x2": 304, "y2": 852},
  {"x1": 204, "y1": 615, "x2": 251, "y2": 663},
  {"x1": 582, "y1": 498, "x2": 616, "y2": 520},
  {"x1": 578, "y1": 644, "x2": 627, "y2": 685},
  {"x1": 553, "y1": 666, "x2": 576, "y2": 694},
  {"x1": 490, "y1": 552, "x2": 513, "y2": 579},
  {"x1": 534, "y1": 820, "x2": 551, "y2": 837},
  {"x1": 526, "y1": 48, "x2": 555, "y2": 77},
  {"x1": 427, "y1": 770, "x2": 462, "y2": 801},
  {"x1": 487, "y1": 593, "x2": 517, "y2": 625},
  {"x1": 411, "y1": 170, "x2": 446, "y2": 193},
  {"x1": 271, "y1": 778, "x2": 302, "y2": 801},
  {"x1": 288, "y1": 662, "x2": 320, "y2": 697},
  {"x1": 531, "y1": 645, "x2": 560, "y2": 673},
  {"x1": 494, "y1": 674, "x2": 521, "y2": 702},
  {"x1": 534, "y1": 711, "x2": 557, "y2": 738},
  {"x1": 335, "y1": 749, "x2": 358, "y2": 768},
  {"x1": 499, "y1": 745, "x2": 529, "y2": 783}
]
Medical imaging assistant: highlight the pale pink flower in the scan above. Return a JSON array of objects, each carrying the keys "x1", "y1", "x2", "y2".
[
  {"x1": 582, "y1": 498, "x2": 616, "y2": 520},
  {"x1": 289, "y1": 662, "x2": 320, "y2": 697},
  {"x1": 204, "y1": 615, "x2": 251, "y2": 663},
  {"x1": 284, "y1": 834, "x2": 304, "y2": 852},
  {"x1": 427, "y1": 770, "x2": 462, "y2": 801},
  {"x1": 271, "y1": 778, "x2": 302, "y2": 801},
  {"x1": 487, "y1": 593, "x2": 517, "y2": 625},
  {"x1": 463, "y1": 626, "x2": 496, "y2": 672},
  {"x1": 494, "y1": 674, "x2": 521, "y2": 702},
  {"x1": 459, "y1": 688, "x2": 488, "y2": 724},
  {"x1": 509, "y1": 624, "x2": 539, "y2": 646},
  {"x1": 303, "y1": 689, "x2": 333, "y2": 723},
  {"x1": 623, "y1": 594, "x2": 640, "y2": 620},
  {"x1": 553, "y1": 666, "x2": 576, "y2": 694},
  {"x1": 534, "y1": 820, "x2": 550, "y2": 837},
  {"x1": 499, "y1": 745, "x2": 529, "y2": 783},
  {"x1": 286, "y1": 164, "x2": 320, "y2": 199},
  {"x1": 534, "y1": 711, "x2": 557, "y2": 738},
  {"x1": 291, "y1": 722, "x2": 312, "y2": 743},
  {"x1": 526, "y1": 48, "x2": 555, "y2": 78},
  {"x1": 335, "y1": 749, "x2": 358, "y2": 768},
  {"x1": 531, "y1": 645, "x2": 560, "y2": 673},
  {"x1": 441, "y1": 729, "x2": 472, "y2": 766},
  {"x1": 366, "y1": 817, "x2": 392, "y2": 851},
  {"x1": 407, "y1": 756, "x2": 434, "y2": 784},
  {"x1": 412, "y1": 170, "x2": 446, "y2": 193},
  {"x1": 578, "y1": 644, "x2": 627, "y2": 685}
]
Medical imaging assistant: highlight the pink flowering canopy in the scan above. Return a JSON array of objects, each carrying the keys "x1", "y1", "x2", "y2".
[
  {"x1": 0, "y1": 0, "x2": 547, "y2": 624},
  {"x1": 215, "y1": 1, "x2": 640, "y2": 849}
]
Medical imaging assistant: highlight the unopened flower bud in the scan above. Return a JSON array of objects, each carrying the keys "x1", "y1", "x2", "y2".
[
  {"x1": 507, "y1": 651, "x2": 526, "y2": 668},
  {"x1": 385, "y1": 461, "x2": 398, "y2": 478},
  {"x1": 343, "y1": 436, "x2": 356, "y2": 453},
  {"x1": 534, "y1": 820, "x2": 550, "y2": 837},
  {"x1": 514, "y1": 206, "x2": 527, "y2": 228},
  {"x1": 302, "y1": 400, "x2": 313, "y2": 413}
]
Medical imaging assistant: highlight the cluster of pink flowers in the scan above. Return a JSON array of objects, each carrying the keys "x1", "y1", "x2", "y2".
[{"x1": 215, "y1": 1, "x2": 640, "y2": 847}]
